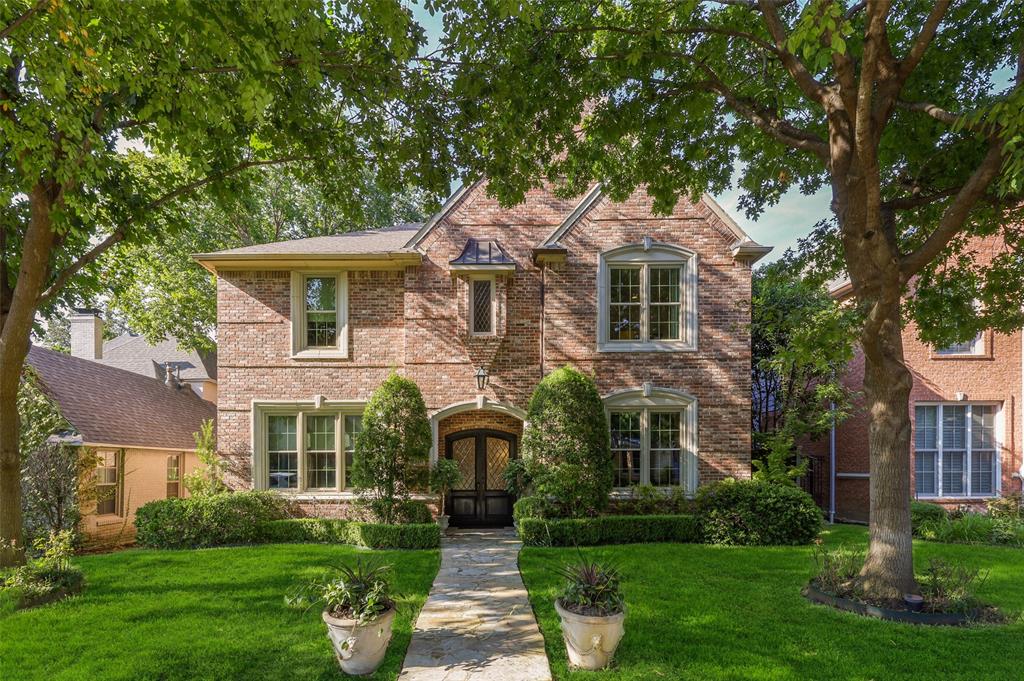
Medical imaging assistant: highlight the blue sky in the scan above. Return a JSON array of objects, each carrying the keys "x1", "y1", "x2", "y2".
[{"x1": 409, "y1": 3, "x2": 830, "y2": 263}]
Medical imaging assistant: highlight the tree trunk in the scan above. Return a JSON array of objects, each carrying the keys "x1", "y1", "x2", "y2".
[
  {"x1": 0, "y1": 184, "x2": 58, "y2": 567},
  {"x1": 857, "y1": 297, "x2": 917, "y2": 599}
]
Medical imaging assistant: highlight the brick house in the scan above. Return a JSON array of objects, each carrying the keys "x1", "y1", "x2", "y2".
[
  {"x1": 804, "y1": 237, "x2": 1023, "y2": 522},
  {"x1": 195, "y1": 182, "x2": 771, "y2": 526}
]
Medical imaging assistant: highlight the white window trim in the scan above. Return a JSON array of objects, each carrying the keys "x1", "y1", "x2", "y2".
[
  {"x1": 597, "y1": 242, "x2": 698, "y2": 352},
  {"x1": 914, "y1": 401, "x2": 1002, "y2": 499},
  {"x1": 252, "y1": 400, "x2": 365, "y2": 495},
  {"x1": 604, "y1": 386, "x2": 698, "y2": 494},
  {"x1": 290, "y1": 272, "x2": 349, "y2": 359},
  {"x1": 467, "y1": 274, "x2": 497, "y2": 337}
]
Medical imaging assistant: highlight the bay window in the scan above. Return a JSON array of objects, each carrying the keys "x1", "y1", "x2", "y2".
[{"x1": 914, "y1": 403, "x2": 999, "y2": 498}]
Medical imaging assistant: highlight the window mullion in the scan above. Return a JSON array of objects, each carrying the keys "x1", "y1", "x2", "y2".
[
  {"x1": 935, "y1": 404, "x2": 943, "y2": 497},
  {"x1": 336, "y1": 413, "x2": 343, "y2": 492},
  {"x1": 297, "y1": 411, "x2": 306, "y2": 492},
  {"x1": 641, "y1": 265, "x2": 649, "y2": 343},
  {"x1": 641, "y1": 409, "x2": 650, "y2": 485},
  {"x1": 966, "y1": 404, "x2": 973, "y2": 497}
]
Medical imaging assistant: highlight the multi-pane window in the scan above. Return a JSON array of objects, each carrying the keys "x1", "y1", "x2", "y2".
[
  {"x1": 915, "y1": 404, "x2": 998, "y2": 498},
  {"x1": 648, "y1": 268, "x2": 681, "y2": 341},
  {"x1": 268, "y1": 415, "x2": 298, "y2": 489},
  {"x1": 608, "y1": 268, "x2": 642, "y2": 341},
  {"x1": 609, "y1": 408, "x2": 687, "y2": 489},
  {"x1": 470, "y1": 278, "x2": 494, "y2": 335},
  {"x1": 343, "y1": 415, "x2": 362, "y2": 489},
  {"x1": 305, "y1": 415, "x2": 337, "y2": 489},
  {"x1": 264, "y1": 411, "x2": 361, "y2": 492},
  {"x1": 305, "y1": 276, "x2": 338, "y2": 348},
  {"x1": 610, "y1": 412, "x2": 641, "y2": 487},
  {"x1": 96, "y1": 450, "x2": 120, "y2": 515},
  {"x1": 166, "y1": 454, "x2": 182, "y2": 498},
  {"x1": 936, "y1": 334, "x2": 982, "y2": 355}
]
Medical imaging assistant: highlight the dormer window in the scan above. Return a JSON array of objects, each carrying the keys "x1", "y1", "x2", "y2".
[
  {"x1": 291, "y1": 272, "x2": 348, "y2": 358},
  {"x1": 450, "y1": 238, "x2": 514, "y2": 338},
  {"x1": 598, "y1": 242, "x2": 697, "y2": 352}
]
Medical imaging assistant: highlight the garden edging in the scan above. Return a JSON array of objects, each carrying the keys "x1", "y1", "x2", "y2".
[{"x1": 802, "y1": 584, "x2": 981, "y2": 626}]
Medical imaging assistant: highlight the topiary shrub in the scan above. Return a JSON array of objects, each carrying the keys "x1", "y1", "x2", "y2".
[
  {"x1": 521, "y1": 366, "x2": 612, "y2": 517},
  {"x1": 517, "y1": 514, "x2": 700, "y2": 547},
  {"x1": 134, "y1": 491, "x2": 289, "y2": 549},
  {"x1": 351, "y1": 373, "x2": 431, "y2": 525},
  {"x1": 911, "y1": 501, "x2": 948, "y2": 534},
  {"x1": 695, "y1": 479, "x2": 822, "y2": 545}
]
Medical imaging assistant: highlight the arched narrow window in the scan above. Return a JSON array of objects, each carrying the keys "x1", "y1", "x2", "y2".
[
  {"x1": 597, "y1": 242, "x2": 697, "y2": 351},
  {"x1": 604, "y1": 386, "x2": 698, "y2": 493}
]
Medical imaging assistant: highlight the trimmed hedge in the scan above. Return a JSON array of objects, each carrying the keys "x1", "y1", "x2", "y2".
[
  {"x1": 517, "y1": 514, "x2": 700, "y2": 547},
  {"x1": 696, "y1": 480, "x2": 822, "y2": 546},
  {"x1": 256, "y1": 518, "x2": 440, "y2": 549},
  {"x1": 134, "y1": 491, "x2": 289, "y2": 549},
  {"x1": 911, "y1": 501, "x2": 948, "y2": 534}
]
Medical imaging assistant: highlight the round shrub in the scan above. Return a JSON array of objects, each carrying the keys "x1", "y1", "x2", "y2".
[
  {"x1": 513, "y1": 496, "x2": 554, "y2": 523},
  {"x1": 695, "y1": 480, "x2": 822, "y2": 545},
  {"x1": 911, "y1": 500, "x2": 948, "y2": 533},
  {"x1": 134, "y1": 490, "x2": 289, "y2": 549},
  {"x1": 521, "y1": 366, "x2": 612, "y2": 517}
]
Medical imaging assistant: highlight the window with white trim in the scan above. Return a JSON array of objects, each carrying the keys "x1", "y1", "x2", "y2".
[
  {"x1": 606, "y1": 387, "x2": 697, "y2": 491},
  {"x1": 95, "y1": 450, "x2": 121, "y2": 516},
  {"x1": 598, "y1": 243, "x2": 697, "y2": 351},
  {"x1": 260, "y1": 407, "x2": 362, "y2": 492},
  {"x1": 290, "y1": 272, "x2": 348, "y2": 357},
  {"x1": 935, "y1": 332, "x2": 984, "y2": 356},
  {"x1": 914, "y1": 403, "x2": 999, "y2": 498},
  {"x1": 469, "y1": 276, "x2": 495, "y2": 335}
]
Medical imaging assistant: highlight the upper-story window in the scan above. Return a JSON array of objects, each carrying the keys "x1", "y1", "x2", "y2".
[
  {"x1": 469, "y1": 276, "x2": 495, "y2": 335},
  {"x1": 935, "y1": 332, "x2": 984, "y2": 357},
  {"x1": 290, "y1": 272, "x2": 349, "y2": 358},
  {"x1": 598, "y1": 242, "x2": 697, "y2": 352}
]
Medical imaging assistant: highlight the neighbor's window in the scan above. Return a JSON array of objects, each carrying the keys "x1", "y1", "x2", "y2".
[
  {"x1": 166, "y1": 454, "x2": 182, "y2": 498},
  {"x1": 263, "y1": 410, "x2": 362, "y2": 492},
  {"x1": 609, "y1": 407, "x2": 688, "y2": 488},
  {"x1": 469, "y1": 278, "x2": 494, "y2": 335},
  {"x1": 914, "y1": 403, "x2": 998, "y2": 498},
  {"x1": 936, "y1": 332, "x2": 984, "y2": 356},
  {"x1": 599, "y1": 244, "x2": 696, "y2": 351},
  {"x1": 291, "y1": 273, "x2": 348, "y2": 356},
  {"x1": 96, "y1": 450, "x2": 120, "y2": 515}
]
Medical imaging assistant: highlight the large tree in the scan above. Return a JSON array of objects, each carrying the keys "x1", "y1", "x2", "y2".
[
  {"x1": 433, "y1": 0, "x2": 1024, "y2": 598},
  {"x1": 0, "y1": 0, "x2": 450, "y2": 565}
]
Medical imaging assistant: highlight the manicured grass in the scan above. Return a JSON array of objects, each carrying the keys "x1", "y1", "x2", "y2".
[
  {"x1": 520, "y1": 524, "x2": 1024, "y2": 681},
  {"x1": 0, "y1": 543, "x2": 439, "y2": 680}
]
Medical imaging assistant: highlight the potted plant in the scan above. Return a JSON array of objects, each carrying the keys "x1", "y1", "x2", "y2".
[
  {"x1": 553, "y1": 554, "x2": 626, "y2": 670},
  {"x1": 429, "y1": 458, "x2": 461, "y2": 533},
  {"x1": 287, "y1": 560, "x2": 396, "y2": 676}
]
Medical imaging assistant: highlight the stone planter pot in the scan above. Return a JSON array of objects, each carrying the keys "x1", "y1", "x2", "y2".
[
  {"x1": 322, "y1": 606, "x2": 396, "y2": 676},
  {"x1": 437, "y1": 515, "x2": 450, "y2": 533},
  {"x1": 554, "y1": 600, "x2": 625, "y2": 670}
]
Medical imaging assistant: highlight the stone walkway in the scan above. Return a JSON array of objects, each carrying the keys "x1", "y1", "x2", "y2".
[{"x1": 399, "y1": 529, "x2": 552, "y2": 681}]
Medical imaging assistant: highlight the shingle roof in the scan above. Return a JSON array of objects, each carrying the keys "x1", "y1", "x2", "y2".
[
  {"x1": 26, "y1": 345, "x2": 216, "y2": 451},
  {"x1": 99, "y1": 335, "x2": 217, "y2": 381},
  {"x1": 195, "y1": 223, "x2": 421, "y2": 257}
]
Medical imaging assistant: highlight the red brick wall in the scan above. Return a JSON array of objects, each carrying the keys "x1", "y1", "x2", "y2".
[
  {"x1": 216, "y1": 183, "x2": 754, "y2": 492},
  {"x1": 820, "y1": 237, "x2": 1023, "y2": 521}
]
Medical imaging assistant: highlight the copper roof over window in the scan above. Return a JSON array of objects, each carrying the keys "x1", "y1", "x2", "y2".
[{"x1": 449, "y1": 238, "x2": 516, "y2": 270}]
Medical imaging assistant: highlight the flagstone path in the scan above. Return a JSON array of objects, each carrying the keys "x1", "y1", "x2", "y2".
[{"x1": 399, "y1": 529, "x2": 552, "y2": 681}]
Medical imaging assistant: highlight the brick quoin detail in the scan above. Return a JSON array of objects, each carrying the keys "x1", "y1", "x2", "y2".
[{"x1": 215, "y1": 183, "x2": 756, "y2": 502}]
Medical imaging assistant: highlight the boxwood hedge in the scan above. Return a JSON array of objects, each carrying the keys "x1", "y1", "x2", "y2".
[
  {"x1": 256, "y1": 518, "x2": 439, "y2": 549},
  {"x1": 517, "y1": 514, "x2": 700, "y2": 547},
  {"x1": 134, "y1": 491, "x2": 289, "y2": 549}
]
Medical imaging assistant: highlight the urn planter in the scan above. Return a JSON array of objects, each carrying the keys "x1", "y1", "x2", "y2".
[
  {"x1": 554, "y1": 600, "x2": 626, "y2": 670},
  {"x1": 322, "y1": 606, "x2": 396, "y2": 676}
]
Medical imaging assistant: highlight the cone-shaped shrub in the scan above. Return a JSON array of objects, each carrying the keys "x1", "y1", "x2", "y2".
[{"x1": 522, "y1": 366, "x2": 612, "y2": 517}]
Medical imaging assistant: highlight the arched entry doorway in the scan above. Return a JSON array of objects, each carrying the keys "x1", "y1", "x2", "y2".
[{"x1": 444, "y1": 428, "x2": 517, "y2": 527}]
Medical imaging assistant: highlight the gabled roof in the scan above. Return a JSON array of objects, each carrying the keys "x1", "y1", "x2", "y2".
[
  {"x1": 100, "y1": 335, "x2": 217, "y2": 382},
  {"x1": 405, "y1": 182, "x2": 481, "y2": 248},
  {"x1": 193, "y1": 223, "x2": 423, "y2": 272},
  {"x1": 26, "y1": 345, "x2": 216, "y2": 451}
]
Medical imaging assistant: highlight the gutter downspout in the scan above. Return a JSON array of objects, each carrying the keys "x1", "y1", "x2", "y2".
[
  {"x1": 829, "y1": 401, "x2": 837, "y2": 524},
  {"x1": 539, "y1": 263, "x2": 546, "y2": 379},
  {"x1": 1019, "y1": 328, "x2": 1024, "y2": 492}
]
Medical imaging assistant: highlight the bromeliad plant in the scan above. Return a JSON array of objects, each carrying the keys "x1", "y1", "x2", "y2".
[
  {"x1": 555, "y1": 553, "x2": 625, "y2": 617},
  {"x1": 287, "y1": 559, "x2": 394, "y2": 625}
]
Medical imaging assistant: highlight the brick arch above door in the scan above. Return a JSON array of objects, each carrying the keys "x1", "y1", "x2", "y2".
[{"x1": 430, "y1": 399, "x2": 526, "y2": 463}]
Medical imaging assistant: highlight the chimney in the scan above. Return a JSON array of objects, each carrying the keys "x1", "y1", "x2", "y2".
[
  {"x1": 165, "y1": 364, "x2": 180, "y2": 389},
  {"x1": 70, "y1": 309, "x2": 104, "y2": 360}
]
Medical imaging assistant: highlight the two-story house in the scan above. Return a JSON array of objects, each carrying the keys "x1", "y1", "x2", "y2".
[
  {"x1": 195, "y1": 182, "x2": 771, "y2": 527},
  {"x1": 803, "y1": 237, "x2": 1024, "y2": 522}
]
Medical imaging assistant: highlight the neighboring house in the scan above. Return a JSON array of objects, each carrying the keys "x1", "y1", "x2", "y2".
[
  {"x1": 69, "y1": 309, "x2": 218, "y2": 402},
  {"x1": 803, "y1": 237, "x2": 1024, "y2": 522},
  {"x1": 195, "y1": 181, "x2": 771, "y2": 527},
  {"x1": 25, "y1": 345, "x2": 217, "y2": 543}
]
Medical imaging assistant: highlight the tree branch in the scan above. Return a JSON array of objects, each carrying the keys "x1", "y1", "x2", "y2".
[
  {"x1": 756, "y1": 0, "x2": 830, "y2": 107},
  {"x1": 900, "y1": 142, "x2": 1006, "y2": 278},
  {"x1": 37, "y1": 155, "x2": 312, "y2": 306},
  {"x1": 546, "y1": 24, "x2": 782, "y2": 57},
  {"x1": 882, "y1": 186, "x2": 960, "y2": 210},
  {"x1": 896, "y1": 1, "x2": 951, "y2": 83},
  {"x1": 0, "y1": 0, "x2": 46, "y2": 40}
]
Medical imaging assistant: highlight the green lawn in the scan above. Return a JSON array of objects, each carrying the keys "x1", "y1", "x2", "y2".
[
  {"x1": 0, "y1": 543, "x2": 439, "y2": 681},
  {"x1": 519, "y1": 525, "x2": 1024, "y2": 681}
]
